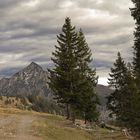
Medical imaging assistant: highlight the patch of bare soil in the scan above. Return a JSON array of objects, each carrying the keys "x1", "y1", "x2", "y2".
[{"x1": 0, "y1": 114, "x2": 42, "y2": 140}]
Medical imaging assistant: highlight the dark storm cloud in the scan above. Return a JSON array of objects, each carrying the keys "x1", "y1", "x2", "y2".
[{"x1": 0, "y1": 0, "x2": 134, "y2": 85}]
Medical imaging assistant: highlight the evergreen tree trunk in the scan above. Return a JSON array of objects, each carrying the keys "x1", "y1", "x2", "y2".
[
  {"x1": 66, "y1": 103, "x2": 70, "y2": 119},
  {"x1": 85, "y1": 117, "x2": 87, "y2": 124},
  {"x1": 72, "y1": 111, "x2": 75, "y2": 124}
]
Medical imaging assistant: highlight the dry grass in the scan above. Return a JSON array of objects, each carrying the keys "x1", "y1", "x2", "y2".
[
  {"x1": 0, "y1": 107, "x2": 22, "y2": 114},
  {"x1": 32, "y1": 114, "x2": 132, "y2": 140},
  {"x1": 0, "y1": 107, "x2": 136, "y2": 140}
]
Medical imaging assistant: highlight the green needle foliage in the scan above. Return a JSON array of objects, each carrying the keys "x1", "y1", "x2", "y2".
[
  {"x1": 48, "y1": 17, "x2": 78, "y2": 119},
  {"x1": 107, "y1": 52, "x2": 128, "y2": 120},
  {"x1": 130, "y1": 0, "x2": 140, "y2": 134},
  {"x1": 131, "y1": 0, "x2": 140, "y2": 85},
  {"x1": 107, "y1": 52, "x2": 140, "y2": 134},
  {"x1": 75, "y1": 30, "x2": 99, "y2": 123},
  {"x1": 48, "y1": 17, "x2": 99, "y2": 123}
]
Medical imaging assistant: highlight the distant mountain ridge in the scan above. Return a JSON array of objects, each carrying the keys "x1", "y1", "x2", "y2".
[
  {"x1": 0, "y1": 62, "x2": 50, "y2": 97},
  {"x1": 95, "y1": 84, "x2": 113, "y2": 106},
  {"x1": 0, "y1": 62, "x2": 113, "y2": 108}
]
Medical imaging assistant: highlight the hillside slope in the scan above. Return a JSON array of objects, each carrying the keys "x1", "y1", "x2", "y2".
[
  {"x1": 96, "y1": 84, "x2": 113, "y2": 106},
  {"x1": 0, "y1": 107, "x2": 130, "y2": 140},
  {"x1": 0, "y1": 62, "x2": 50, "y2": 97}
]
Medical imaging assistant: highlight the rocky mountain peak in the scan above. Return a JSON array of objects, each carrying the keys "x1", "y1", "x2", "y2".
[
  {"x1": 0, "y1": 62, "x2": 50, "y2": 97},
  {"x1": 28, "y1": 62, "x2": 40, "y2": 68},
  {"x1": 24, "y1": 62, "x2": 43, "y2": 71}
]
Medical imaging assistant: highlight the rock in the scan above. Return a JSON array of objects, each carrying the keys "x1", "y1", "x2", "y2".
[{"x1": 0, "y1": 62, "x2": 51, "y2": 98}]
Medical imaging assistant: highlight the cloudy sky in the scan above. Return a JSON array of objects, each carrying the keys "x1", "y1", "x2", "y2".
[{"x1": 0, "y1": 0, "x2": 135, "y2": 85}]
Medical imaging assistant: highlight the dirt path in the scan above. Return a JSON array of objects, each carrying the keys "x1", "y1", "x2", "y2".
[{"x1": 0, "y1": 114, "x2": 42, "y2": 140}]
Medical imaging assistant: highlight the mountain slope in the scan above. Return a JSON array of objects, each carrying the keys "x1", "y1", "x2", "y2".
[
  {"x1": 96, "y1": 84, "x2": 113, "y2": 106},
  {"x1": 0, "y1": 107, "x2": 129, "y2": 140},
  {"x1": 0, "y1": 62, "x2": 113, "y2": 112},
  {"x1": 0, "y1": 62, "x2": 50, "y2": 97}
]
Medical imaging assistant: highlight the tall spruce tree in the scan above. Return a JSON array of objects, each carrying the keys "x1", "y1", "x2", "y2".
[
  {"x1": 48, "y1": 18, "x2": 99, "y2": 123},
  {"x1": 130, "y1": 1, "x2": 140, "y2": 133},
  {"x1": 48, "y1": 17, "x2": 78, "y2": 119},
  {"x1": 130, "y1": 0, "x2": 140, "y2": 86},
  {"x1": 121, "y1": 66, "x2": 140, "y2": 131},
  {"x1": 74, "y1": 30, "x2": 99, "y2": 123},
  {"x1": 107, "y1": 52, "x2": 128, "y2": 120},
  {"x1": 107, "y1": 52, "x2": 140, "y2": 133}
]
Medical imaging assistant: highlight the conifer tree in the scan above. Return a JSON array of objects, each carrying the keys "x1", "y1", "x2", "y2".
[
  {"x1": 48, "y1": 18, "x2": 99, "y2": 123},
  {"x1": 48, "y1": 17, "x2": 78, "y2": 119},
  {"x1": 116, "y1": 63, "x2": 140, "y2": 133},
  {"x1": 107, "y1": 52, "x2": 128, "y2": 120},
  {"x1": 107, "y1": 52, "x2": 140, "y2": 133},
  {"x1": 130, "y1": 0, "x2": 140, "y2": 86},
  {"x1": 120, "y1": 66, "x2": 139, "y2": 130},
  {"x1": 130, "y1": 1, "x2": 140, "y2": 133},
  {"x1": 75, "y1": 30, "x2": 99, "y2": 123}
]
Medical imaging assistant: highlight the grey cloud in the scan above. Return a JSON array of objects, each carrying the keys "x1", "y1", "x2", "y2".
[
  {"x1": 0, "y1": 67, "x2": 22, "y2": 77},
  {"x1": 9, "y1": 27, "x2": 58, "y2": 40},
  {"x1": 80, "y1": 20, "x2": 134, "y2": 35},
  {"x1": 0, "y1": 0, "x2": 135, "y2": 85},
  {"x1": 0, "y1": 0, "x2": 20, "y2": 9},
  {"x1": 91, "y1": 59, "x2": 112, "y2": 68},
  {"x1": 0, "y1": 43, "x2": 42, "y2": 54},
  {"x1": 93, "y1": 34, "x2": 132, "y2": 46},
  {"x1": 74, "y1": 0, "x2": 132, "y2": 15},
  {"x1": 19, "y1": 53, "x2": 51, "y2": 63},
  {"x1": 0, "y1": 0, "x2": 28, "y2": 17}
]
